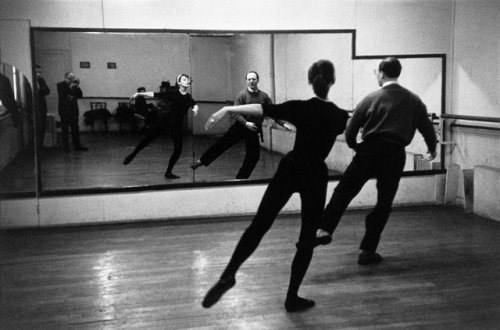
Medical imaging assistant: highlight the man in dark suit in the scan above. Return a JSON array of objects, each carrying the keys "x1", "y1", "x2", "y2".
[
  {"x1": 57, "y1": 72, "x2": 87, "y2": 151},
  {"x1": 0, "y1": 72, "x2": 20, "y2": 127},
  {"x1": 316, "y1": 57, "x2": 438, "y2": 265},
  {"x1": 35, "y1": 65, "x2": 50, "y2": 148}
]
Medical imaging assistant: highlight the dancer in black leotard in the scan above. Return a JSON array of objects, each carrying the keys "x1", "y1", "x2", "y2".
[
  {"x1": 124, "y1": 74, "x2": 198, "y2": 179},
  {"x1": 201, "y1": 60, "x2": 349, "y2": 312}
]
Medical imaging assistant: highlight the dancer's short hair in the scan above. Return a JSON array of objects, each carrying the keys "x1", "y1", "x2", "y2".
[
  {"x1": 308, "y1": 59, "x2": 335, "y2": 99},
  {"x1": 176, "y1": 73, "x2": 191, "y2": 87}
]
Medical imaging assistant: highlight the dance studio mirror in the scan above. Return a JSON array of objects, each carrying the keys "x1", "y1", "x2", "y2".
[
  {"x1": 31, "y1": 29, "x2": 443, "y2": 194},
  {"x1": 0, "y1": 62, "x2": 36, "y2": 197}
]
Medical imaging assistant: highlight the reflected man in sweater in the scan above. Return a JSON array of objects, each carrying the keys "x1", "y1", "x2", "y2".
[
  {"x1": 191, "y1": 71, "x2": 272, "y2": 179},
  {"x1": 316, "y1": 57, "x2": 438, "y2": 265}
]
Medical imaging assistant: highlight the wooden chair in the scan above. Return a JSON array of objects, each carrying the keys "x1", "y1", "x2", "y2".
[
  {"x1": 116, "y1": 101, "x2": 137, "y2": 132},
  {"x1": 89, "y1": 102, "x2": 109, "y2": 132}
]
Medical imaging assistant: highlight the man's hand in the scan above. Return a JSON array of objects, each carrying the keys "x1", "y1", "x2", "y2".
[
  {"x1": 245, "y1": 121, "x2": 258, "y2": 132},
  {"x1": 424, "y1": 150, "x2": 438, "y2": 161}
]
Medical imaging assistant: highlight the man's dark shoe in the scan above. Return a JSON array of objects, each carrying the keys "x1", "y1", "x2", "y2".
[
  {"x1": 358, "y1": 251, "x2": 383, "y2": 265},
  {"x1": 315, "y1": 235, "x2": 332, "y2": 246},
  {"x1": 123, "y1": 153, "x2": 135, "y2": 165},
  {"x1": 202, "y1": 276, "x2": 236, "y2": 308},
  {"x1": 164, "y1": 172, "x2": 180, "y2": 179},
  {"x1": 285, "y1": 296, "x2": 316, "y2": 313}
]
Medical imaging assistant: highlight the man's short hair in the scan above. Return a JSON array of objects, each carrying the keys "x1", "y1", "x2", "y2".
[
  {"x1": 246, "y1": 71, "x2": 259, "y2": 80},
  {"x1": 378, "y1": 57, "x2": 402, "y2": 78}
]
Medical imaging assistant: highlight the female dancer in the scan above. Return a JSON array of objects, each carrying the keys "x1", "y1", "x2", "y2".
[
  {"x1": 202, "y1": 60, "x2": 349, "y2": 312},
  {"x1": 124, "y1": 74, "x2": 198, "y2": 179}
]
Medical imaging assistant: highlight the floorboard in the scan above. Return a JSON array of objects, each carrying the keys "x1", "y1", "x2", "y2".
[{"x1": 1, "y1": 206, "x2": 499, "y2": 329}]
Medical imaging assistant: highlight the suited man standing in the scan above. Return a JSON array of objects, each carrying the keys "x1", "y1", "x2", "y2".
[
  {"x1": 35, "y1": 65, "x2": 50, "y2": 148},
  {"x1": 57, "y1": 72, "x2": 87, "y2": 151}
]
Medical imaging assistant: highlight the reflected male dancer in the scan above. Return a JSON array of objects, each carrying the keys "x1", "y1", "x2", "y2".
[{"x1": 191, "y1": 71, "x2": 272, "y2": 179}]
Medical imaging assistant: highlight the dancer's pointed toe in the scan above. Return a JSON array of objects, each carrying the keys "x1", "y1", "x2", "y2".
[
  {"x1": 285, "y1": 296, "x2": 315, "y2": 312},
  {"x1": 202, "y1": 277, "x2": 236, "y2": 308}
]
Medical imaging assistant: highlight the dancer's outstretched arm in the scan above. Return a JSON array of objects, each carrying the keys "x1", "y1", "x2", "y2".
[
  {"x1": 130, "y1": 91, "x2": 155, "y2": 101},
  {"x1": 205, "y1": 104, "x2": 263, "y2": 130}
]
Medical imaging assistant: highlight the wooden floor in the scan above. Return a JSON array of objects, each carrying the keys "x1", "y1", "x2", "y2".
[
  {"x1": 1, "y1": 205, "x2": 499, "y2": 329},
  {"x1": 0, "y1": 133, "x2": 289, "y2": 194}
]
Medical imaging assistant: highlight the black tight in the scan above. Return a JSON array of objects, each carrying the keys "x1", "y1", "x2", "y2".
[
  {"x1": 128, "y1": 118, "x2": 183, "y2": 174},
  {"x1": 221, "y1": 157, "x2": 327, "y2": 298}
]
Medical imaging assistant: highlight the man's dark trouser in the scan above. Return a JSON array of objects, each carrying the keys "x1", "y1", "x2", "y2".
[
  {"x1": 319, "y1": 139, "x2": 406, "y2": 252},
  {"x1": 60, "y1": 113, "x2": 81, "y2": 149},
  {"x1": 200, "y1": 123, "x2": 260, "y2": 179}
]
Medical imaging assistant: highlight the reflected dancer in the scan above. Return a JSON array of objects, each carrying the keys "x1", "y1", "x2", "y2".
[{"x1": 125, "y1": 74, "x2": 198, "y2": 179}]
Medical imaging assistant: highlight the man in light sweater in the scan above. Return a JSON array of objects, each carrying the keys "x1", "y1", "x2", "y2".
[{"x1": 316, "y1": 57, "x2": 438, "y2": 265}]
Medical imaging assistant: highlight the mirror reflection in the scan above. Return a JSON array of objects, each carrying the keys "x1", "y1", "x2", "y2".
[
  {"x1": 32, "y1": 30, "x2": 443, "y2": 193},
  {"x1": 0, "y1": 62, "x2": 36, "y2": 196}
]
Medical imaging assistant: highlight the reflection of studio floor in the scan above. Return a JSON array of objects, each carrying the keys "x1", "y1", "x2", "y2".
[
  {"x1": 1, "y1": 205, "x2": 499, "y2": 328},
  {"x1": 1, "y1": 132, "x2": 319, "y2": 194}
]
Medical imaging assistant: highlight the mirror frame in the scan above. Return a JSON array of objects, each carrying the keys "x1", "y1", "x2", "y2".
[{"x1": 19, "y1": 27, "x2": 446, "y2": 198}]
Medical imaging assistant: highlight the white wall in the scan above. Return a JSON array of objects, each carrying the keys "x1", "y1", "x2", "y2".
[
  {"x1": 274, "y1": 33, "x2": 354, "y2": 108},
  {"x1": 0, "y1": 174, "x2": 444, "y2": 228},
  {"x1": 449, "y1": 0, "x2": 500, "y2": 170}
]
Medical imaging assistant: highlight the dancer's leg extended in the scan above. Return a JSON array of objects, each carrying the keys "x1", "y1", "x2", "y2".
[
  {"x1": 197, "y1": 125, "x2": 242, "y2": 168},
  {"x1": 202, "y1": 166, "x2": 294, "y2": 308},
  {"x1": 317, "y1": 153, "x2": 373, "y2": 240},
  {"x1": 123, "y1": 125, "x2": 162, "y2": 165},
  {"x1": 285, "y1": 173, "x2": 326, "y2": 312},
  {"x1": 236, "y1": 131, "x2": 260, "y2": 179}
]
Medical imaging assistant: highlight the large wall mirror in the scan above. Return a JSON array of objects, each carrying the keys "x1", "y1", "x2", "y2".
[{"x1": 25, "y1": 29, "x2": 443, "y2": 195}]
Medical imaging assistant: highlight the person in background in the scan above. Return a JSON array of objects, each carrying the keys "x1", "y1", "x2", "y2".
[
  {"x1": 125, "y1": 74, "x2": 198, "y2": 179},
  {"x1": 57, "y1": 72, "x2": 87, "y2": 151},
  {"x1": 315, "y1": 57, "x2": 438, "y2": 265},
  {"x1": 133, "y1": 86, "x2": 159, "y2": 131},
  {"x1": 202, "y1": 60, "x2": 348, "y2": 312},
  {"x1": 35, "y1": 65, "x2": 50, "y2": 149}
]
